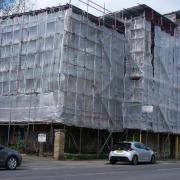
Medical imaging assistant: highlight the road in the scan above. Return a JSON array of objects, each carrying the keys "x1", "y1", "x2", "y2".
[{"x1": 1, "y1": 157, "x2": 180, "y2": 180}]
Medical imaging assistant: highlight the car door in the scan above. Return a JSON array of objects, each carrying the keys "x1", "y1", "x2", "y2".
[
  {"x1": 140, "y1": 143, "x2": 152, "y2": 161},
  {"x1": 0, "y1": 145, "x2": 7, "y2": 166},
  {"x1": 134, "y1": 143, "x2": 145, "y2": 162}
]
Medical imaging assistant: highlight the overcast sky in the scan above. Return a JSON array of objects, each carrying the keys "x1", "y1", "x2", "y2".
[{"x1": 31, "y1": 0, "x2": 180, "y2": 15}]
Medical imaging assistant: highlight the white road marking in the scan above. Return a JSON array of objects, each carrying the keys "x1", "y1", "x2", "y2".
[{"x1": 157, "y1": 167, "x2": 180, "y2": 171}]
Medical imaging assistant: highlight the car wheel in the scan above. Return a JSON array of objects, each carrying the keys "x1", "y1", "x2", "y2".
[
  {"x1": 110, "y1": 159, "x2": 116, "y2": 164},
  {"x1": 6, "y1": 156, "x2": 17, "y2": 170},
  {"x1": 150, "y1": 155, "x2": 156, "y2": 164},
  {"x1": 131, "y1": 155, "x2": 138, "y2": 165}
]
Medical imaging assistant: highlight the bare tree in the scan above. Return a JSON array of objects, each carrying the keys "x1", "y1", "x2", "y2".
[
  {"x1": 0, "y1": 0, "x2": 34, "y2": 15},
  {"x1": 0, "y1": 0, "x2": 15, "y2": 13}
]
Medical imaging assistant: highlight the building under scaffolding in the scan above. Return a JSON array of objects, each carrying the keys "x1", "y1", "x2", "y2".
[
  {"x1": 0, "y1": 2, "x2": 180, "y2": 159},
  {"x1": 0, "y1": 4, "x2": 124, "y2": 130}
]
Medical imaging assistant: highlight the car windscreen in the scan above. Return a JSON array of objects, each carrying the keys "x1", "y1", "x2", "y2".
[{"x1": 112, "y1": 143, "x2": 131, "y2": 151}]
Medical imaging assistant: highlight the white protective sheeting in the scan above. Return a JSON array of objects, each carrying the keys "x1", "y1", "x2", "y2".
[
  {"x1": 1, "y1": 5, "x2": 180, "y2": 134},
  {"x1": 0, "y1": 7, "x2": 124, "y2": 131},
  {"x1": 124, "y1": 15, "x2": 180, "y2": 133}
]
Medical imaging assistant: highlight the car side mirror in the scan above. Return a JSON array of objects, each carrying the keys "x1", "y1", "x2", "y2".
[{"x1": 145, "y1": 147, "x2": 150, "y2": 150}]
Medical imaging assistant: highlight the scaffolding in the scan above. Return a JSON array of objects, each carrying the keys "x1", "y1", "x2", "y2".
[
  {"x1": 0, "y1": 1, "x2": 124, "y2": 133},
  {"x1": 118, "y1": 5, "x2": 180, "y2": 135},
  {"x1": 0, "y1": 1, "x2": 180, "y2": 158}
]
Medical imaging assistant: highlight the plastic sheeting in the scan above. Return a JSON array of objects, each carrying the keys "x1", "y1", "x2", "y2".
[
  {"x1": 124, "y1": 15, "x2": 180, "y2": 134},
  {"x1": 0, "y1": 8, "x2": 124, "y2": 131},
  {"x1": 1, "y1": 5, "x2": 180, "y2": 134}
]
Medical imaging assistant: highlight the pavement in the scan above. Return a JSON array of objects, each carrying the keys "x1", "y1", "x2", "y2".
[{"x1": 1, "y1": 155, "x2": 180, "y2": 180}]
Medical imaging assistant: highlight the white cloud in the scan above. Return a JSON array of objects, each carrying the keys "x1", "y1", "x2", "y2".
[{"x1": 31, "y1": 0, "x2": 180, "y2": 15}]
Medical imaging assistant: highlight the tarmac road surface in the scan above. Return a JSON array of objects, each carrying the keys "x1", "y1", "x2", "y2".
[{"x1": 1, "y1": 156, "x2": 180, "y2": 180}]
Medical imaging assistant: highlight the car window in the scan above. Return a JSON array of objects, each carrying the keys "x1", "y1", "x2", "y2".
[
  {"x1": 140, "y1": 143, "x2": 147, "y2": 149},
  {"x1": 134, "y1": 143, "x2": 149, "y2": 150},
  {"x1": 134, "y1": 143, "x2": 144, "y2": 149},
  {"x1": 0, "y1": 145, "x2": 4, "y2": 150},
  {"x1": 113, "y1": 143, "x2": 131, "y2": 151}
]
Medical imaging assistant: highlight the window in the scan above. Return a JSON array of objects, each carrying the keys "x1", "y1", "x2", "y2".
[
  {"x1": 134, "y1": 143, "x2": 145, "y2": 149},
  {"x1": 0, "y1": 145, "x2": 4, "y2": 150},
  {"x1": 112, "y1": 143, "x2": 131, "y2": 151}
]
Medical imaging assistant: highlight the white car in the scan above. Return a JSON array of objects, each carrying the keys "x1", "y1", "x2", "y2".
[{"x1": 109, "y1": 141, "x2": 156, "y2": 165}]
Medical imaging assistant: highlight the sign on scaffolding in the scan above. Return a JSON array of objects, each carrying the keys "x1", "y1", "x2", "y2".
[
  {"x1": 142, "y1": 106, "x2": 153, "y2": 113},
  {"x1": 38, "y1": 133, "x2": 47, "y2": 143}
]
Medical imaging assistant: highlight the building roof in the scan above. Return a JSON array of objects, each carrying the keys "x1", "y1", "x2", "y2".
[
  {"x1": 0, "y1": 3, "x2": 125, "y2": 34},
  {"x1": 113, "y1": 4, "x2": 176, "y2": 35},
  {"x1": 0, "y1": 3, "x2": 178, "y2": 35},
  {"x1": 165, "y1": 10, "x2": 180, "y2": 20}
]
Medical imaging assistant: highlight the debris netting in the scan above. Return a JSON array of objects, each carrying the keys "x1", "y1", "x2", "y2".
[
  {"x1": 124, "y1": 15, "x2": 180, "y2": 133},
  {"x1": 0, "y1": 6, "x2": 180, "y2": 134},
  {"x1": 0, "y1": 8, "x2": 124, "y2": 131}
]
